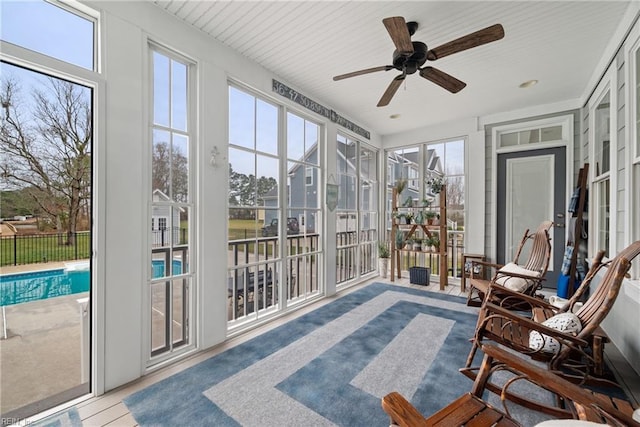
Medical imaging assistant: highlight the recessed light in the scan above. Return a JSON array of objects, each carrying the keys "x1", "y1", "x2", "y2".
[
  {"x1": 389, "y1": 114, "x2": 401, "y2": 119},
  {"x1": 519, "y1": 80, "x2": 538, "y2": 88}
]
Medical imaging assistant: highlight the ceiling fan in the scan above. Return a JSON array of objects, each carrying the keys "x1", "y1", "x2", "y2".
[{"x1": 333, "y1": 17, "x2": 505, "y2": 107}]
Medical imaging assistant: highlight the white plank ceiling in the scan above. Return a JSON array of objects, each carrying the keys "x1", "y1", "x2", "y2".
[{"x1": 150, "y1": 1, "x2": 634, "y2": 136}]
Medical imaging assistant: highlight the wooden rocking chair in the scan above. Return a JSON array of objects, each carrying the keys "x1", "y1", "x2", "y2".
[
  {"x1": 460, "y1": 240, "x2": 640, "y2": 416},
  {"x1": 382, "y1": 344, "x2": 638, "y2": 426},
  {"x1": 467, "y1": 220, "x2": 553, "y2": 307}
]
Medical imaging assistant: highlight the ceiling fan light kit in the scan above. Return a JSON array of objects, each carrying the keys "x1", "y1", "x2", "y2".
[{"x1": 333, "y1": 16, "x2": 505, "y2": 107}]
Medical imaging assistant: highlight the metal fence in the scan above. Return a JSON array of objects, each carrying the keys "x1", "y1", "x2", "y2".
[{"x1": 0, "y1": 232, "x2": 90, "y2": 267}]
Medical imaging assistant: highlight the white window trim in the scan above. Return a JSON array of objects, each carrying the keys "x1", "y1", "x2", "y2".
[
  {"x1": 588, "y1": 67, "x2": 616, "y2": 257},
  {"x1": 494, "y1": 115, "x2": 573, "y2": 154},
  {"x1": 625, "y1": 22, "x2": 640, "y2": 279},
  {"x1": 0, "y1": 1, "x2": 105, "y2": 397},
  {"x1": 146, "y1": 41, "x2": 198, "y2": 368}
]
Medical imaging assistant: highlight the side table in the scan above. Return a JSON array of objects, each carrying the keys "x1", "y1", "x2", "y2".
[{"x1": 461, "y1": 253, "x2": 486, "y2": 292}]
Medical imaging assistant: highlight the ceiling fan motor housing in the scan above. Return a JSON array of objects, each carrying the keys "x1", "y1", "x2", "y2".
[{"x1": 392, "y1": 41, "x2": 428, "y2": 74}]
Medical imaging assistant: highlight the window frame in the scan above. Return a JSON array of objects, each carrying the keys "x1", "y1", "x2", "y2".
[
  {"x1": 147, "y1": 42, "x2": 197, "y2": 364},
  {"x1": 588, "y1": 68, "x2": 615, "y2": 258}
]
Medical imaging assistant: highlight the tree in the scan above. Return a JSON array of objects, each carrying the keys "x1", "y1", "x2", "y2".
[
  {"x1": 0, "y1": 74, "x2": 91, "y2": 244},
  {"x1": 152, "y1": 141, "x2": 188, "y2": 203},
  {"x1": 228, "y1": 164, "x2": 277, "y2": 219}
]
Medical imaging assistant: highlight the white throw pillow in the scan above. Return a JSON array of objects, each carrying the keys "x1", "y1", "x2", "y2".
[
  {"x1": 494, "y1": 262, "x2": 541, "y2": 292},
  {"x1": 529, "y1": 312, "x2": 582, "y2": 354}
]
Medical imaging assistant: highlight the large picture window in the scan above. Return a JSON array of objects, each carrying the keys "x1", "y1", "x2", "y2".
[
  {"x1": 227, "y1": 84, "x2": 323, "y2": 325},
  {"x1": 385, "y1": 139, "x2": 465, "y2": 279}
]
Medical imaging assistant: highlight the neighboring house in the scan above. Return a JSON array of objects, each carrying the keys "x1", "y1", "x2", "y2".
[
  {"x1": 263, "y1": 142, "x2": 319, "y2": 233},
  {"x1": 151, "y1": 189, "x2": 184, "y2": 246}
]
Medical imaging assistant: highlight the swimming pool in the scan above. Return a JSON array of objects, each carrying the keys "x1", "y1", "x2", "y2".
[
  {"x1": 0, "y1": 265, "x2": 90, "y2": 307},
  {"x1": 0, "y1": 259, "x2": 184, "y2": 306}
]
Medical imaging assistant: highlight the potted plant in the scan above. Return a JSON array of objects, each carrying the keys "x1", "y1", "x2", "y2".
[
  {"x1": 394, "y1": 178, "x2": 407, "y2": 196},
  {"x1": 377, "y1": 241, "x2": 390, "y2": 278},
  {"x1": 431, "y1": 235, "x2": 440, "y2": 252},
  {"x1": 422, "y1": 238, "x2": 431, "y2": 252},
  {"x1": 414, "y1": 210, "x2": 424, "y2": 225},
  {"x1": 404, "y1": 212, "x2": 414, "y2": 224},
  {"x1": 427, "y1": 176, "x2": 445, "y2": 195},
  {"x1": 425, "y1": 210, "x2": 437, "y2": 225},
  {"x1": 412, "y1": 239, "x2": 421, "y2": 251},
  {"x1": 395, "y1": 230, "x2": 405, "y2": 250}
]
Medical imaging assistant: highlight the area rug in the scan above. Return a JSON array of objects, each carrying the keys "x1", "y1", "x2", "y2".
[{"x1": 122, "y1": 283, "x2": 534, "y2": 426}]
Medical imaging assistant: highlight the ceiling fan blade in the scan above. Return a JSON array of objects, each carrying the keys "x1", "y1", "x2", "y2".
[
  {"x1": 383, "y1": 17, "x2": 414, "y2": 55},
  {"x1": 427, "y1": 24, "x2": 504, "y2": 61},
  {"x1": 420, "y1": 67, "x2": 466, "y2": 93},
  {"x1": 333, "y1": 65, "x2": 394, "y2": 81},
  {"x1": 377, "y1": 75, "x2": 405, "y2": 107}
]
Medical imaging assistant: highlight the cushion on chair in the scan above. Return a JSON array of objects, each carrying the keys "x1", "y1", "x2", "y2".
[
  {"x1": 529, "y1": 312, "x2": 582, "y2": 354},
  {"x1": 494, "y1": 262, "x2": 541, "y2": 292}
]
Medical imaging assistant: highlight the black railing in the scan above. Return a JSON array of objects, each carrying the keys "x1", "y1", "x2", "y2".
[{"x1": 1, "y1": 232, "x2": 91, "y2": 267}]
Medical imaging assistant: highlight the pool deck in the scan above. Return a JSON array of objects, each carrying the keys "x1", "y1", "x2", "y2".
[
  {"x1": 1, "y1": 261, "x2": 69, "y2": 275},
  {"x1": 0, "y1": 291, "x2": 88, "y2": 416}
]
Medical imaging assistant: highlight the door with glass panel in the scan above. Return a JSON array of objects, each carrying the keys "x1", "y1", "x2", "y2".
[
  {"x1": 149, "y1": 47, "x2": 194, "y2": 359},
  {"x1": 336, "y1": 135, "x2": 378, "y2": 284},
  {"x1": 497, "y1": 147, "x2": 566, "y2": 287},
  {"x1": 1, "y1": 0, "x2": 96, "y2": 419}
]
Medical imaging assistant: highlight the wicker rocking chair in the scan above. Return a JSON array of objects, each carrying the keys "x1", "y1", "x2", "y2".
[
  {"x1": 467, "y1": 220, "x2": 553, "y2": 307},
  {"x1": 460, "y1": 240, "x2": 640, "y2": 417}
]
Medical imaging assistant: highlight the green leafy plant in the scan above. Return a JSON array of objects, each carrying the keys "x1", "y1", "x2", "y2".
[
  {"x1": 377, "y1": 241, "x2": 390, "y2": 258},
  {"x1": 427, "y1": 176, "x2": 445, "y2": 194},
  {"x1": 394, "y1": 178, "x2": 407, "y2": 195}
]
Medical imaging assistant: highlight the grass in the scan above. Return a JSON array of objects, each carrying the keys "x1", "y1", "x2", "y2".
[
  {"x1": 1, "y1": 232, "x2": 90, "y2": 267},
  {"x1": 228, "y1": 219, "x2": 263, "y2": 240}
]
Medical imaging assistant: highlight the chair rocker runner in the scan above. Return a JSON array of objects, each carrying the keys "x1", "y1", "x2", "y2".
[
  {"x1": 467, "y1": 220, "x2": 553, "y2": 308},
  {"x1": 461, "y1": 240, "x2": 640, "y2": 417},
  {"x1": 382, "y1": 344, "x2": 639, "y2": 426}
]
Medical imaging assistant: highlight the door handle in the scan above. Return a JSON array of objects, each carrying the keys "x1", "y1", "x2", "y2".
[{"x1": 555, "y1": 223, "x2": 565, "y2": 228}]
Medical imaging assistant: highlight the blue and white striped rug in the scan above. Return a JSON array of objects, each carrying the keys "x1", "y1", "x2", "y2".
[{"x1": 123, "y1": 283, "x2": 487, "y2": 426}]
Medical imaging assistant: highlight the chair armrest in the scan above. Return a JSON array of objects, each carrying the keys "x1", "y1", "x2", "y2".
[
  {"x1": 381, "y1": 391, "x2": 427, "y2": 427},
  {"x1": 472, "y1": 259, "x2": 503, "y2": 267},
  {"x1": 485, "y1": 283, "x2": 553, "y2": 308},
  {"x1": 480, "y1": 303, "x2": 588, "y2": 348}
]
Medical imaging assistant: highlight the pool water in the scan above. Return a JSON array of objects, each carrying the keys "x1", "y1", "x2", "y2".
[
  {"x1": 0, "y1": 260, "x2": 184, "y2": 307},
  {"x1": 0, "y1": 267, "x2": 90, "y2": 307}
]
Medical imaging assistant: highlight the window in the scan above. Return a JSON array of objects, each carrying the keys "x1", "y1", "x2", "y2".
[
  {"x1": 496, "y1": 117, "x2": 571, "y2": 151},
  {"x1": 149, "y1": 46, "x2": 194, "y2": 359},
  {"x1": 158, "y1": 217, "x2": 167, "y2": 230},
  {"x1": 592, "y1": 89, "x2": 611, "y2": 257},
  {"x1": 227, "y1": 84, "x2": 323, "y2": 324},
  {"x1": 306, "y1": 166, "x2": 313, "y2": 186},
  {"x1": 1, "y1": 0, "x2": 95, "y2": 70},
  {"x1": 385, "y1": 139, "x2": 465, "y2": 279},
  {"x1": 336, "y1": 134, "x2": 378, "y2": 284},
  {"x1": 632, "y1": 41, "x2": 640, "y2": 278}
]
